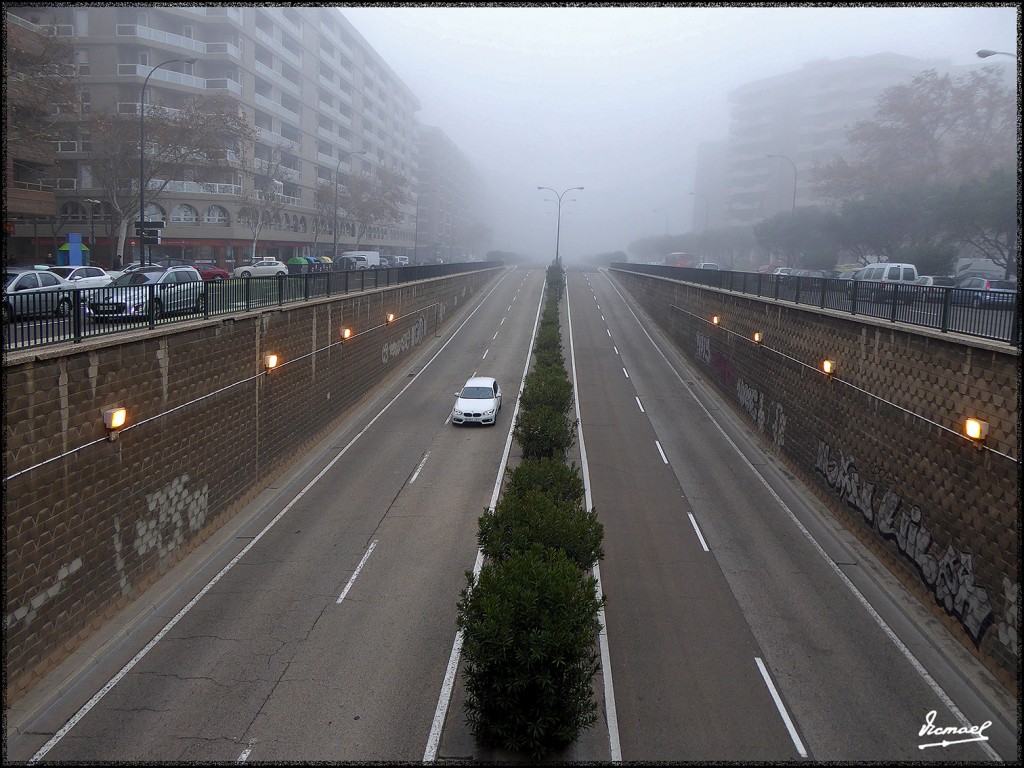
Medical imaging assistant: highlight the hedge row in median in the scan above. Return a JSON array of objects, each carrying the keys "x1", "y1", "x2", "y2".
[{"x1": 457, "y1": 263, "x2": 606, "y2": 759}]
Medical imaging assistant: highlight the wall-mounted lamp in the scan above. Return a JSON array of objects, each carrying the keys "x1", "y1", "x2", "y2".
[
  {"x1": 385, "y1": 312, "x2": 396, "y2": 325},
  {"x1": 341, "y1": 327, "x2": 352, "y2": 341},
  {"x1": 964, "y1": 417, "x2": 989, "y2": 448},
  {"x1": 712, "y1": 315, "x2": 720, "y2": 326},
  {"x1": 822, "y1": 359, "x2": 836, "y2": 377},
  {"x1": 264, "y1": 354, "x2": 279, "y2": 371},
  {"x1": 104, "y1": 407, "x2": 128, "y2": 440},
  {"x1": 753, "y1": 331, "x2": 763, "y2": 344}
]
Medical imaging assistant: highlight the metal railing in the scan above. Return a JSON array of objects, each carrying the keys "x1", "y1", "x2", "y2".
[
  {"x1": 3, "y1": 262, "x2": 503, "y2": 353},
  {"x1": 611, "y1": 264, "x2": 1020, "y2": 346}
]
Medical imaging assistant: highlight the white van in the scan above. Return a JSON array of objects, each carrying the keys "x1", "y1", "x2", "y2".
[
  {"x1": 392, "y1": 255, "x2": 409, "y2": 267},
  {"x1": 853, "y1": 262, "x2": 919, "y2": 302},
  {"x1": 341, "y1": 250, "x2": 380, "y2": 269}
]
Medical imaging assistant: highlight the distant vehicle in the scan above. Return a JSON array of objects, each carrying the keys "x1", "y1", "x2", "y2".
[
  {"x1": 379, "y1": 256, "x2": 391, "y2": 268},
  {"x1": 392, "y1": 255, "x2": 410, "y2": 267},
  {"x1": 85, "y1": 265, "x2": 204, "y2": 321},
  {"x1": 665, "y1": 252, "x2": 699, "y2": 268},
  {"x1": 46, "y1": 265, "x2": 113, "y2": 289},
  {"x1": 342, "y1": 250, "x2": 381, "y2": 268},
  {"x1": 954, "y1": 277, "x2": 1018, "y2": 308},
  {"x1": 192, "y1": 263, "x2": 231, "y2": 281},
  {"x1": 916, "y1": 275, "x2": 956, "y2": 302},
  {"x1": 232, "y1": 260, "x2": 287, "y2": 278},
  {"x1": 695, "y1": 262, "x2": 721, "y2": 270},
  {"x1": 772, "y1": 267, "x2": 794, "y2": 275},
  {"x1": 451, "y1": 376, "x2": 503, "y2": 426},
  {"x1": 852, "y1": 262, "x2": 919, "y2": 302},
  {"x1": 3, "y1": 267, "x2": 75, "y2": 323}
]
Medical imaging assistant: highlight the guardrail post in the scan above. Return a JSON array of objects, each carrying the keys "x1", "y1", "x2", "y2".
[
  {"x1": 203, "y1": 281, "x2": 210, "y2": 319},
  {"x1": 850, "y1": 282, "x2": 859, "y2": 316},
  {"x1": 939, "y1": 290, "x2": 951, "y2": 333},
  {"x1": 245, "y1": 276, "x2": 252, "y2": 312},
  {"x1": 148, "y1": 284, "x2": 157, "y2": 330},
  {"x1": 72, "y1": 290, "x2": 83, "y2": 342}
]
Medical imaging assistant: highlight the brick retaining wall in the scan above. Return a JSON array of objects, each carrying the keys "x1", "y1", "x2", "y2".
[
  {"x1": 3, "y1": 268, "x2": 501, "y2": 705},
  {"x1": 612, "y1": 267, "x2": 1019, "y2": 694}
]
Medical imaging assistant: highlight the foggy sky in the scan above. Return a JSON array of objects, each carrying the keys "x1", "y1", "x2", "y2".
[{"x1": 340, "y1": 5, "x2": 1018, "y2": 261}]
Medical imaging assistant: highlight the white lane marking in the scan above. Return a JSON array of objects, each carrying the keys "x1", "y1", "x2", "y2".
[
  {"x1": 508, "y1": 305, "x2": 512, "y2": 312},
  {"x1": 601, "y1": 315, "x2": 605, "y2": 322},
  {"x1": 425, "y1": 273, "x2": 548, "y2": 762},
  {"x1": 635, "y1": 396, "x2": 645, "y2": 413},
  {"x1": 493, "y1": 331, "x2": 498, "y2": 340},
  {"x1": 655, "y1": 440, "x2": 668, "y2": 464},
  {"x1": 756, "y1": 657, "x2": 808, "y2": 758},
  {"x1": 622, "y1": 367, "x2": 629, "y2": 379},
  {"x1": 566, "y1": 276, "x2": 622, "y2": 762},
  {"x1": 27, "y1": 268, "x2": 520, "y2": 764},
  {"x1": 687, "y1": 513, "x2": 709, "y2": 552},
  {"x1": 614, "y1": 346, "x2": 619, "y2": 355},
  {"x1": 337, "y1": 540, "x2": 378, "y2": 604},
  {"x1": 410, "y1": 452, "x2": 430, "y2": 484},
  {"x1": 607, "y1": 329, "x2": 612, "y2": 337},
  {"x1": 237, "y1": 740, "x2": 256, "y2": 762},
  {"x1": 500, "y1": 317, "x2": 505, "y2": 325},
  {"x1": 482, "y1": 348, "x2": 489, "y2": 359},
  {"x1": 600, "y1": 269, "x2": 1000, "y2": 762}
]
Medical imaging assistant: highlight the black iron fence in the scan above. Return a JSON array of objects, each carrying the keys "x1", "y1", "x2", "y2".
[
  {"x1": 611, "y1": 264, "x2": 1020, "y2": 346},
  {"x1": 3, "y1": 262, "x2": 503, "y2": 353}
]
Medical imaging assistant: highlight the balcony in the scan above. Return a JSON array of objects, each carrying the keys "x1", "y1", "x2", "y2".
[
  {"x1": 318, "y1": 100, "x2": 352, "y2": 129},
  {"x1": 116, "y1": 24, "x2": 205, "y2": 54},
  {"x1": 149, "y1": 179, "x2": 242, "y2": 195},
  {"x1": 255, "y1": 93, "x2": 300, "y2": 124},
  {"x1": 118, "y1": 64, "x2": 205, "y2": 90},
  {"x1": 256, "y1": 60, "x2": 300, "y2": 95},
  {"x1": 256, "y1": 126, "x2": 299, "y2": 151},
  {"x1": 118, "y1": 102, "x2": 183, "y2": 118},
  {"x1": 205, "y1": 77, "x2": 242, "y2": 96},
  {"x1": 255, "y1": 189, "x2": 301, "y2": 207},
  {"x1": 205, "y1": 41, "x2": 242, "y2": 60}
]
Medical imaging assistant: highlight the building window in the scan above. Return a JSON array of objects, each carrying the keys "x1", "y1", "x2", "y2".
[
  {"x1": 204, "y1": 205, "x2": 229, "y2": 224},
  {"x1": 172, "y1": 204, "x2": 200, "y2": 223}
]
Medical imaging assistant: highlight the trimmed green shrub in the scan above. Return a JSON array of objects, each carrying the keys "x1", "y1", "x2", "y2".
[
  {"x1": 503, "y1": 458, "x2": 585, "y2": 509},
  {"x1": 513, "y1": 405, "x2": 576, "y2": 461},
  {"x1": 479, "y1": 490, "x2": 604, "y2": 569},
  {"x1": 458, "y1": 545, "x2": 604, "y2": 758},
  {"x1": 520, "y1": 365, "x2": 574, "y2": 414}
]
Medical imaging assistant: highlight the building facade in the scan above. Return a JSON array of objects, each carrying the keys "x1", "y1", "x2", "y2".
[{"x1": 5, "y1": 6, "x2": 425, "y2": 268}]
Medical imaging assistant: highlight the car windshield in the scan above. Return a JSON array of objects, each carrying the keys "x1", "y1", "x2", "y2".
[
  {"x1": 460, "y1": 387, "x2": 494, "y2": 399},
  {"x1": 48, "y1": 268, "x2": 75, "y2": 278},
  {"x1": 112, "y1": 271, "x2": 161, "y2": 286}
]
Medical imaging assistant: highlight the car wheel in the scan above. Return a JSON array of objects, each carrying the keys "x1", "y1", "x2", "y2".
[
  {"x1": 276, "y1": 271, "x2": 286, "y2": 277},
  {"x1": 54, "y1": 297, "x2": 72, "y2": 317},
  {"x1": 971, "y1": 295, "x2": 982, "y2": 308},
  {"x1": 241, "y1": 270, "x2": 252, "y2": 278}
]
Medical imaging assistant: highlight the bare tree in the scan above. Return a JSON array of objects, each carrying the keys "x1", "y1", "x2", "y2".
[
  {"x1": 235, "y1": 145, "x2": 289, "y2": 263},
  {"x1": 336, "y1": 165, "x2": 410, "y2": 250},
  {"x1": 5, "y1": 18, "x2": 78, "y2": 147}
]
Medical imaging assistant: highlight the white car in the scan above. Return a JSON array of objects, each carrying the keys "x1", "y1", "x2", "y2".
[
  {"x1": 452, "y1": 376, "x2": 503, "y2": 426},
  {"x1": 232, "y1": 259, "x2": 288, "y2": 278},
  {"x1": 46, "y1": 265, "x2": 113, "y2": 289}
]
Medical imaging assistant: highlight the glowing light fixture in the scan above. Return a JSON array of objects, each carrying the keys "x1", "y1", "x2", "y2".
[
  {"x1": 341, "y1": 327, "x2": 352, "y2": 341},
  {"x1": 822, "y1": 359, "x2": 836, "y2": 377},
  {"x1": 104, "y1": 407, "x2": 128, "y2": 440},
  {"x1": 386, "y1": 312, "x2": 396, "y2": 325},
  {"x1": 712, "y1": 315, "x2": 720, "y2": 325},
  {"x1": 964, "y1": 417, "x2": 989, "y2": 446},
  {"x1": 753, "y1": 331, "x2": 763, "y2": 344},
  {"x1": 264, "y1": 354, "x2": 279, "y2": 371}
]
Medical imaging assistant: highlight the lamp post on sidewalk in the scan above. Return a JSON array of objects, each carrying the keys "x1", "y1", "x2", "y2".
[
  {"x1": 537, "y1": 186, "x2": 583, "y2": 268},
  {"x1": 333, "y1": 149, "x2": 368, "y2": 259},
  {"x1": 139, "y1": 57, "x2": 195, "y2": 266},
  {"x1": 766, "y1": 153, "x2": 798, "y2": 214},
  {"x1": 84, "y1": 198, "x2": 101, "y2": 265}
]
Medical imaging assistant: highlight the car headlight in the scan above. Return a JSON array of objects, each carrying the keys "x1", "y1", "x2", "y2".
[
  {"x1": 453, "y1": 409, "x2": 463, "y2": 416},
  {"x1": 484, "y1": 408, "x2": 495, "y2": 415}
]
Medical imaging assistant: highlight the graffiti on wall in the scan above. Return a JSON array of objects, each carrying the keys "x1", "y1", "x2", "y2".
[
  {"x1": 381, "y1": 315, "x2": 427, "y2": 365},
  {"x1": 113, "y1": 474, "x2": 209, "y2": 595},
  {"x1": 735, "y1": 378, "x2": 787, "y2": 452},
  {"x1": 815, "y1": 439, "x2": 1016, "y2": 655},
  {"x1": 4, "y1": 558, "x2": 83, "y2": 631}
]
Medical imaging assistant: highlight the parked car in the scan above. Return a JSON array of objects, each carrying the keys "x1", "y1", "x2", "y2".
[
  {"x1": 451, "y1": 376, "x2": 503, "y2": 426},
  {"x1": 392, "y1": 255, "x2": 410, "y2": 267},
  {"x1": 336, "y1": 256, "x2": 362, "y2": 270},
  {"x1": 695, "y1": 262, "x2": 721, "y2": 270},
  {"x1": 85, "y1": 265, "x2": 204, "y2": 321},
  {"x1": 379, "y1": 256, "x2": 392, "y2": 268},
  {"x1": 46, "y1": 265, "x2": 114, "y2": 289},
  {"x1": 232, "y1": 259, "x2": 288, "y2": 278},
  {"x1": 916, "y1": 275, "x2": 957, "y2": 302},
  {"x1": 191, "y1": 263, "x2": 231, "y2": 281},
  {"x1": 954, "y1": 277, "x2": 1018, "y2": 308},
  {"x1": 852, "y1": 262, "x2": 920, "y2": 302},
  {"x1": 771, "y1": 267, "x2": 794, "y2": 276},
  {"x1": 3, "y1": 267, "x2": 75, "y2": 323}
]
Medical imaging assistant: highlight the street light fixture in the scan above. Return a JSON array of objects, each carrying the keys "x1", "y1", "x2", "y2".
[
  {"x1": 139, "y1": 57, "x2": 196, "y2": 266},
  {"x1": 689, "y1": 192, "x2": 709, "y2": 234},
  {"x1": 333, "y1": 149, "x2": 368, "y2": 259},
  {"x1": 766, "y1": 153, "x2": 797, "y2": 214},
  {"x1": 537, "y1": 186, "x2": 583, "y2": 268},
  {"x1": 976, "y1": 49, "x2": 1016, "y2": 58}
]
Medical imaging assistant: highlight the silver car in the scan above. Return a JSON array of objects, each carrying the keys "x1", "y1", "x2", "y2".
[
  {"x1": 3, "y1": 267, "x2": 75, "y2": 323},
  {"x1": 85, "y1": 265, "x2": 205, "y2": 321},
  {"x1": 452, "y1": 376, "x2": 503, "y2": 426},
  {"x1": 46, "y1": 265, "x2": 114, "y2": 289}
]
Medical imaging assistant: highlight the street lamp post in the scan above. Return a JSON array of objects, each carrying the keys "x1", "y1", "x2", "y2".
[
  {"x1": 976, "y1": 49, "x2": 1017, "y2": 58},
  {"x1": 84, "y1": 198, "x2": 101, "y2": 265},
  {"x1": 139, "y1": 57, "x2": 196, "y2": 266},
  {"x1": 536, "y1": 186, "x2": 583, "y2": 268},
  {"x1": 766, "y1": 153, "x2": 797, "y2": 214},
  {"x1": 333, "y1": 149, "x2": 368, "y2": 259},
  {"x1": 689, "y1": 192, "x2": 709, "y2": 234}
]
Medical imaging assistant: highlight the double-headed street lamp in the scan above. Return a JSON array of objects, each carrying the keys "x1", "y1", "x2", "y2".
[
  {"x1": 537, "y1": 186, "x2": 583, "y2": 268},
  {"x1": 139, "y1": 57, "x2": 196, "y2": 266},
  {"x1": 689, "y1": 192, "x2": 709, "y2": 234},
  {"x1": 333, "y1": 149, "x2": 368, "y2": 259},
  {"x1": 766, "y1": 153, "x2": 797, "y2": 214},
  {"x1": 976, "y1": 49, "x2": 1016, "y2": 58}
]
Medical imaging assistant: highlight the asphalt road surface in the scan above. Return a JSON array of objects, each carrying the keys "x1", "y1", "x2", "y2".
[{"x1": 6, "y1": 265, "x2": 1016, "y2": 762}]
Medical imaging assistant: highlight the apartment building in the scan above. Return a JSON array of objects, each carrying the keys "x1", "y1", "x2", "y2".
[{"x1": 5, "y1": 6, "x2": 423, "y2": 267}]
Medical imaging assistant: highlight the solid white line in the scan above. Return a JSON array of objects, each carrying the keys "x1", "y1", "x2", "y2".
[
  {"x1": 655, "y1": 440, "x2": 668, "y2": 464},
  {"x1": 337, "y1": 540, "x2": 378, "y2": 604},
  {"x1": 27, "y1": 268, "x2": 519, "y2": 764},
  {"x1": 424, "y1": 273, "x2": 548, "y2": 763},
  {"x1": 687, "y1": 513, "x2": 709, "y2": 552},
  {"x1": 566, "y1": 276, "x2": 622, "y2": 762},
  {"x1": 410, "y1": 452, "x2": 430, "y2": 484},
  {"x1": 635, "y1": 396, "x2": 645, "y2": 413},
  {"x1": 755, "y1": 657, "x2": 808, "y2": 758},
  {"x1": 599, "y1": 269, "x2": 1001, "y2": 762}
]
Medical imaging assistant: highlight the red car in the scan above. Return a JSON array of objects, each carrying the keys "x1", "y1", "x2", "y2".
[{"x1": 192, "y1": 263, "x2": 231, "y2": 281}]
